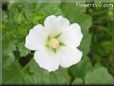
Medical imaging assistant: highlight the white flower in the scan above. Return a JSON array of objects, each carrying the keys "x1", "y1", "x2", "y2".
[{"x1": 25, "y1": 15, "x2": 83, "y2": 72}]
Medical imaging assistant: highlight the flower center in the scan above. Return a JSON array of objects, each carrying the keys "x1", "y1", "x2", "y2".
[{"x1": 49, "y1": 38, "x2": 59, "y2": 49}]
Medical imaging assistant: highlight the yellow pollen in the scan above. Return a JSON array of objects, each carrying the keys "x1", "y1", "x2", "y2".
[{"x1": 49, "y1": 38, "x2": 59, "y2": 48}]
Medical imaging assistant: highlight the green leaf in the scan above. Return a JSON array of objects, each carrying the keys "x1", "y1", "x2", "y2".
[
  {"x1": 69, "y1": 56, "x2": 93, "y2": 79},
  {"x1": 72, "y1": 78, "x2": 83, "y2": 84},
  {"x1": 2, "y1": 61, "x2": 24, "y2": 84},
  {"x1": 40, "y1": 3, "x2": 63, "y2": 16},
  {"x1": 2, "y1": 4, "x2": 32, "y2": 59},
  {"x1": 79, "y1": 33, "x2": 92, "y2": 55},
  {"x1": 77, "y1": 14, "x2": 92, "y2": 55},
  {"x1": 79, "y1": 14, "x2": 92, "y2": 35},
  {"x1": 94, "y1": 63, "x2": 104, "y2": 69},
  {"x1": 2, "y1": 41, "x2": 16, "y2": 68},
  {"x1": 24, "y1": 59, "x2": 71, "y2": 84},
  {"x1": 17, "y1": 42, "x2": 30, "y2": 57},
  {"x1": 60, "y1": 3, "x2": 86, "y2": 23},
  {"x1": 85, "y1": 67, "x2": 114, "y2": 84}
]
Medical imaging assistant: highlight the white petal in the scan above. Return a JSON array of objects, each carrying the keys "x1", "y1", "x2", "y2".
[
  {"x1": 25, "y1": 24, "x2": 48, "y2": 50},
  {"x1": 34, "y1": 49, "x2": 59, "y2": 72},
  {"x1": 57, "y1": 46, "x2": 82, "y2": 68},
  {"x1": 44, "y1": 15, "x2": 70, "y2": 36},
  {"x1": 59, "y1": 23, "x2": 83, "y2": 47}
]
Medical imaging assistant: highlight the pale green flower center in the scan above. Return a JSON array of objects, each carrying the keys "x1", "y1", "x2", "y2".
[
  {"x1": 49, "y1": 38, "x2": 59, "y2": 49},
  {"x1": 46, "y1": 34, "x2": 65, "y2": 53}
]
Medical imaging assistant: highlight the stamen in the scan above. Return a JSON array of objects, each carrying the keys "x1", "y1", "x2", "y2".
[{"x1": 49, "y1": 38, "x2": 59, "y2": 48}]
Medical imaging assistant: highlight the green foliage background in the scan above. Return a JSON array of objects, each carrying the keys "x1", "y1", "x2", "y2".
[{"x1": 1, "y1": 0, "x2": 114, "y2": 85}]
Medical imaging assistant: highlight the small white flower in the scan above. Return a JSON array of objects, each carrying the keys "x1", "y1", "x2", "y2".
[{"x1": 25, "y1": 15, "x2": 83, "y2": 72}]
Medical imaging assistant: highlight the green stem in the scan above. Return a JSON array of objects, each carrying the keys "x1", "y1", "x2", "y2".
[{"x1": 20, "y1": 58, "x2": 33, "y2": 73}]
